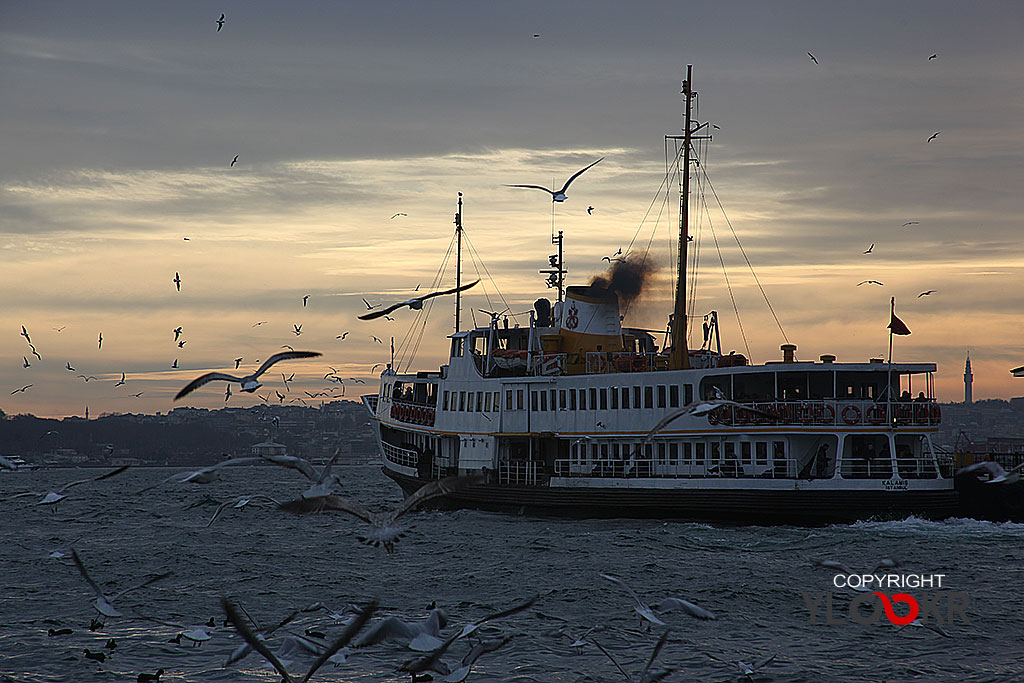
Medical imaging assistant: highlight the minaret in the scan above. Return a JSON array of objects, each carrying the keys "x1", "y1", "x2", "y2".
[{"x1": 964, "y1": 352, "x2": 973, "y2": 404}]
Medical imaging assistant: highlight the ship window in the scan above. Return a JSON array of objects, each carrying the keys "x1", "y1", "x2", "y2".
[
  {"x1": 550, "y1": 389, "x2": 557, "y2": 411},
  {"x1": 459, "y1": 391, "x2": 466, "y2": 411},
  {"x1": 517, "y1": 389, "x2": 524, "y2": 410},
  {"x1": 710, "y1": 442, "x2": 721, "y2": 464},
  {"x1": 696, "y1": 442, "x2": 706, "y2": 464},
  {"x1": 579, "y1": 389, "x2": 587, "y2": 410},
  {"x1": 443, "y1": 391, "x2": 449, "y2": 410},
  {"x1": 756, "y1": 441, "x2": 768, "y2": 465},
  {"x1": 621, "y1": 387, "x2": 630, "y2": 409},
  {"x1": 569, "y1": 389, "x2": 577, "y2": 410},
  {"x1": 610, "y1": 388, "x2": 618, "y2": 409},
  {"x1": 599, "y1": 389, "x2": 608, "y2": 410},
  {"x1": 540, "y1": 391, "x2": 548, "y2": 412},
  {"x1": 589, "y1": 388, "x2": 597, "y2": 409},
  {"x1": 505, "y1": 390, "x2": 512, "y2": 410},
  {"x1": 725, "y1": 442, "x2": 735, "y2": 463},
  {"x1": 644, "y1": 443, "x2": 653, "y2": 461},
  {"x1": 773, "y1": 441, "x2": 786, "y2": 464},
  {"x1": 685, "y1": 384, "x2": 693, "y2": 405},
  {"x1": 601, "y1": 444, "x2": 609, "y2": 461},
  {"x1": 741, "y1": 442, "x2": 752, "y2": 465},
  {"x1": 559, "y1": 390, "x2": 567, "y2": 410},
  {"x1": 633, "y1": 386, "x2": 641, "y2": 408},
  {"x1": 657, "y1": 385, "x2": 666, "y2": 408},
  {"x1": 669, "y1": 442, "x2": 679, "y2": 465},
  {"x1": 493, "y1": 392, "x2": 500, "y2": 412},
  {"x1": 452, "y1": 338, "x2": 464, "y2": 358},
  {"x1": 683, "y1": 442, "x2": 692, "y2": 465},
  {"x1": 669, "y1": 385, "x2": 679, "y2": 408},
  {"x1": 531, "y1": 391, "x2": 538, "y2": 412},
  {"x1": 644, "y1": 386, "x2": 654, "y2": 409},
  {"x1": 478, "y1": 392, "x2": 485, "y2": 412},
  {"x1": 658, "y1": 442, "x2": 667, "y2": 464},
  {"x1": 485, "y1": 393, "x2": 492, "y2": 412}
]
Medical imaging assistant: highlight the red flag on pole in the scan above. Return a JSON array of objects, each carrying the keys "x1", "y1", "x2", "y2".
[{"x1": 888, "y1": 301, "x2": 911, "y2": 335}]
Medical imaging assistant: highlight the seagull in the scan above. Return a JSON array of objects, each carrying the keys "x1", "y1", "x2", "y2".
[
  {"x1": 928, "y1": 54, "x2": 938, "y2": 60},
  {"x1": 706, "y1": 652, "x2": 777, "y2": 678},
  {"x1": 361, "y1": 297, "x2": 379, "y2": 310},
  {"x1": 253, "y1": 321, "x2": 267, "y2": 327},
  {"x1": 280, "y1": 474, "x2": 485, "y2": 553},
  {"x1": 65, "y1": 362, "x2": 75, "y2": 371},
  {"x1": 10, "y1": 385, "x2": 32, "y2": 395},
  {"x1": 178, "y1": 340, "x2": 186, "y2": 348},
  {"x1": 234, "y1": 357, "x2": 243, "y2": 369},
  {"x1": 354, "y1": 608, "x2": 449, "y2": 650},
  {"x1": 223, "y1": 604, "x2": 301, "y2": 667},
  {"x1": 174, "y1": 272, "x2": 181, "y2": 291},
  {"x1": 358, "y1": 280, "x2": 480, "y2": 320},
  {"x1": 956, "y1": 460, "x2": 1023, "y2": 485},
  {"x1": 592, "y1": 630, "x2": 673, "y2": 683},
  {"x1": 444, "y1": 636, "x2": 513, "y2": 682},
  {"x1": 336, "y1": 331, "x2": 349, "y2": 339},
  {"x1": 302, "y1": 295, "x2": 309, "y2": 307},
  {"x1": 173, "y1": 326, "x2": 183, "y2": 341},
  {"x1": 603, "y1": 256, "x2": 626, "y2": 264},
  {"x1": 587, "y1": 205, "x2": 594, "y2": 215},
  {"x1": 505, "y1": 157, "x2": 603, "y2": 203},
  {"x1": 371, "y1": 336, "x2": 382, "y2": 344},
  {"x1": 20, "y1": 325, "x2": 31, "y2": 343},
  {"x1": 216, "y1": 13, "x2": 225, "y2": 31},
  {"x1": 927, "y1": 132, "x2": 940, "y2": 143},
  {"x1": 115, "y1": 372, "x2": 126, "y2": 386},
  {"x1": 281, "y1": 344, "x2": 294, "y2": 351},
  {"x1": 807, "y1": 52, "x2": 818, "y2": 64},
  {"x1": 641, "y1": 400, "x2": 775, "y2": 445},
  {"x1": 224, "y1": 384, "x2": 231, "y2": 401},
  {"x1": 53, "y1": 326, "x2": 66, "y2": 332},
  {"x1": 78, "y1": 375, "x2": 98, "y2": 382},
  {"x1": 133, "y1": 392, "x2": 144, "y2": 398},
  {"x1": 136, "y1": 458, "x2": 262, "y2": 493},
  {"x1": 396, "y1": 631, "x2": 460, "y2": 681},
  {"x1": 601, "y1": 573, "x2": 714, "y2": 626},
  {"x1": 174, "y1": 350, "x2": 321, "y2": 399},
  {"x1": 371, "y1": 363, "x2": 384, "y2": 372},
  {"x1": 275, "y1": 390, "x2": 285, "y2": 402},
  {"x1": 97, "y1": 332, "x2": 103, "y2": 349},
  {"x1": 22, "y1": 357, "x2": 30, "y2": 368},
  {"x1": 454, "y1": 594, "x2": 538, "y2": 640},
  {"x1": 390, "y1": 213, "x2": 408, "y2": 219},
  {"x1": 230, "y1": 154, "x2": 238, "y2": 167},
  {"x1": 918, "y1": 290, "x2": 936, "y2": 297},
  {"x1": 222, "y1": 596, "x2": 376, "y2": 683},
  {"x1": 137, "y1": 670, "x2": 164, "y2": 683},
  {"x1": 71, "y1": 548, "x2": 169, "y2": 617},
  {"x1": 857, "y1": 280, "x2": 884, "y2": 286},
  {"x1": 293, "y1": 324, "x2": 302, "y2": 336},
  {"x1": 897, "y1": 617, "x2": 951, "y2": 637},
  {"x1": 172, "y1": 359, "x2": 178, "y2": 368},
  {"x1": 902, "y1": 221, "x2": 919, "y2": 227},
  {"x1": 28, "y1": 344, "x2": 41, "y2": 360},
  {"x1": 864, "y1": 243, "x2": 874, "y2": 254}
]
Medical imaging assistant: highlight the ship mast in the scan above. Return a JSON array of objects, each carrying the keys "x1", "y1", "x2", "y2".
[
  {"x1": 454, "y1": 192, "x2": 463, "y2": 334},
  {"x1": 669, "y1": 64, "x2": 695, "y2": 370}
]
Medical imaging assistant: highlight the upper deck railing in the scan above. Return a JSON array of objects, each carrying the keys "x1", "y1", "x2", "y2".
[{"x1": 708, "y1": 399, "x2": 940, "y2": 428}]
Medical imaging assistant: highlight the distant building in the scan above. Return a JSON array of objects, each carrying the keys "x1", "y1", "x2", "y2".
[
  {"x1": 964, "y1": 352, "x2": 973, "y2": 404},
  {"x1": 250, "y1": 441, "x2": 287, "y2": 457}
]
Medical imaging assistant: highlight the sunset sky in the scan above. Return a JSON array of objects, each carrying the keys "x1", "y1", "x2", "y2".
[{"x1": 2, "y1": 1, "x2": 1023, "y2": 418}]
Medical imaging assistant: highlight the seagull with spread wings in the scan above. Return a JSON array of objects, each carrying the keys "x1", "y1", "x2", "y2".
[
  {"x1": 72, "y1": 549, "x2": 169, "y2": 617},
  {"x1": 280, "y1": 474, "x2": 485, "y2": 553},
  {"x1": 174, "y1": 350, "x2": 321, "y2": 399},
  {"x1": 857, "y1": 280, "x2": 884, "y2": 286},
  {"x1": 505, "y1": 157, "x2": 603, "y2": 202},
  {"x1": 359, "y1": 280, "x2": 480, "y2": 321},
  {"x1": 2, "y1": 465, "x2": 131, "y2": 508}
]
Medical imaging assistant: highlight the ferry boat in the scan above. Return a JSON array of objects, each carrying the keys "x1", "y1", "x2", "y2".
[{"x1": 361, "y1": 66, "x2": 957, "y2": 523}]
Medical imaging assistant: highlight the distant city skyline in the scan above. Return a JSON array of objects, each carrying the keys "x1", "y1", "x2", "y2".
[{"x1": 3, "y1": 1, "x2": 1023, "y2": 418}]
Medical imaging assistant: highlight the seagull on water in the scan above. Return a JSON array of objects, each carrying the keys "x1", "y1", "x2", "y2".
[
  {"x1": 280, "y1": 474, "x2": 485, "y2": 553},
  {"x1": 72, "y1": 548, "x2": 169, "y2": 617},
  {"x1": 505, "y1": 157, "x2": 603, "y2": 203},
  {"x1": 359, "y1": 280, "x2": 480, "y2": 321},
  {"x1": 222, "y1": 596, "x2": 376, "y2": 683},
  {"x1": 2, "y1": 465, "x2": 130, "y2": 508},
  {"x1": 175, "y1": 350, "x2": 321, "y2": 399}
]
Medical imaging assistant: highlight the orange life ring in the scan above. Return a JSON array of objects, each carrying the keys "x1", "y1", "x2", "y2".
[
  {"x1": 867, "y1": 404, "x2": 886, "y2": 425},
  {"x1": 842, "y1": 404, "x2": 861, "y2": 425}
]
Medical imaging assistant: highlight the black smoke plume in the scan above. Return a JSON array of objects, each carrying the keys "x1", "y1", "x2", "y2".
[{"x1": 588, "y1": 255, "x2": 658, "y2": 306}]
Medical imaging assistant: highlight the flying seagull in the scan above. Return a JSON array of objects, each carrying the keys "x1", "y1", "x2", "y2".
[
  {"x1": 137, "y1": 458, "x2": 262, "y2": 493},
  {"x1": 587, "y1": 205, "x2": 594, "y2": 215},
  {"x1": 174, "y1": 350, "x2": 321, "y2": 400},
  {"x1": 593, "y1": 630, "x2": 673, "y2": 683},
  {"x1": 230, "y1": 154, "x2": 238, "y2": 167},
  {"x1": 293, "y1": 324, "x2": 302, "y2": 336},
  {"x1": 928, "y1": 54, "x2": 938, "y2": 60},
  {"x1": 172, "y1": 359, "x2": 178, "y2": 368},
  {"x1": 252, "y1": 321, "x2": 267, "y2": 327},
  {"x1": 390, "y1": 212, "x2": 407, "y2": 219},
  {"x1": 505, "y1": 157, "x2": 604, "y2": 202},
  {"x1": 857, "y1": 280, "x2": 885, "y2": 286},
  {"x1": 361, "y1": 297, "x2": 379, "y2": 310},
  {"x1": 927, "y1": 132, "x2": 940, "y2": 143},
  {"x1": 3, "y1": 465, "x2": 131, "y2": 508},
  {"x1": 20, "y1": 325, "x2": 31, "y2": 343},
  {"x1": 72, "y1": 549, "x2": 169, "y2": 618},
  {"x1": 173, "y1": 326, "x2": 183, "y2": 341},
  {"x1": 902, "y1": 221, "x2": 919, "y2": 227},
  {"x1": 336, "y1": 331, "x2": 349, "y2": 339},
  {"x1": 66, "y1": 362, "x2": 75, "y2": 371},
  {"x1": 10, "y1": 385, "x2": 32, "y2": 395},
  {"x1": 115, "y1": 372, "x2": 126, "y2": 386},
  {"x1": 807, "y1": 52, "x2": 818, "y2": 64},
  {"x1": 22, "y1": 357, "x2": 30, "y2": 368},
  {"x1": 302, "y1": 295, "x2": 309, "y2": 307},
  {"x1": 358, "y1": 280, "x2": 481, "y2": 320},
  {"x1": 97, "y1": 332, "x2": 102, "y2": 349},
  {"x1": 918, "y1": 290, "x2": 936, "y2": 297},
  {"x1": 174, "y1": 272, "x2": 181, "y2": 292},
  {"x1": 279, "y1": 474, "x2": 485, "y2": 553},
  {"x1": 864, "y1": 243, "x2": 874, "y2": 254},
  {"x1": 216, "y1": 13, "x2": 225, "y2": 31},
  {"x1": 29, "y1": 344, "x2": 41, "y2": 360}
]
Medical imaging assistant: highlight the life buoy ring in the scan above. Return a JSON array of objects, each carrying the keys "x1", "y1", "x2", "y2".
[
  {"x1": 820, "y1": 403, "x2": 836, "y2": 424},
  {"x1": 930, "y1": 404, "x2": 941, "y2": 423},
  {"x1": 842, "y1": 404, "x2": 861, "y2": 425},
  {"x1": 867, "y1": 404, "x2": 886, "y2": 425}
]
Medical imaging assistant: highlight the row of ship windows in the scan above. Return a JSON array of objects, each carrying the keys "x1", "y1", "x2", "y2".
[
  {"x1": 441, "y1": 385, "x2": 698, "y2": 413},
  {"x1": 571, "y1": 439, "x2": 786, "y2": 466}
]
